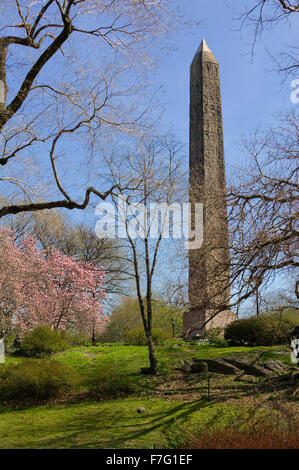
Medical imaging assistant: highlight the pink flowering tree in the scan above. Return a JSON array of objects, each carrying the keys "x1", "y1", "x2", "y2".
[{"x1": 0, "y1": 229, "x2": 107, "y2": 338}]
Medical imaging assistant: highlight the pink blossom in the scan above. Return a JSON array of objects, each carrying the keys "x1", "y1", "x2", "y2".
[{"x1": 0, "y1": 229, "x2": 107, "y2": 336}]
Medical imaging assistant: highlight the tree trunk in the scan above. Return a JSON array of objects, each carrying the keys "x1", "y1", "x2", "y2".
[
  {"x1": 147, "y1": 333, "x2": 157, "y2": 375},
  {"x1": 92, "y1": 321, "x2": 96, "y2": 346}
]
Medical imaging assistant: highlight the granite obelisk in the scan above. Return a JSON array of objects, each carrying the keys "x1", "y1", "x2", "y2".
[{"x1": 183, "y1": 39, "x2": 236, "y2": 338}]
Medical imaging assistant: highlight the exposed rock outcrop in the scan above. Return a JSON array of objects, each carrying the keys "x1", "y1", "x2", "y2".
[{"x1": 224, "y1": 358, "x2": 275, "y2": 378}]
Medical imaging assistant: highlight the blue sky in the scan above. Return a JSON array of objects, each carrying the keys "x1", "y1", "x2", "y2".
[
  {"x1": 155, "y1": 0, "x2": 298, "y2": 171},
  {"x1": 150, "y1": 0, "x2": 298, "y2": 298},
  {"x1": 73, "y1": 1, "x2": 297, "y2": 296},
  {"x1": 72, "y1": 0, "x2": 299, "y2": 231},
  {"x1": 119, "y1": 0, "x2": 298, "y2": 301}
]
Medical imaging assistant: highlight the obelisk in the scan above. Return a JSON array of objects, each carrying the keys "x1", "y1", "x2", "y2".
[{"x1": 183, "y1": 39, "x2": 236, "y2": 338}]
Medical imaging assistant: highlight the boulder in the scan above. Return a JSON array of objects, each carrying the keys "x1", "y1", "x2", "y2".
[
  {"x1": 225, "y1": 357, "x2": 274, "y2": 378},
  {"x1": 205, "y1": 358, "x2": 240, "y2": 375},
  {"x1": 260, "y1": 360, "x2": 288, "y2": 374},
  {"x1": 273, "y1": 359, "x2": 289, "y2": 368},
  {"x1": 191, "y1": 358, "x2": 239, "y2": 375},
  {"x1": 237, "y1": 374, "x2": 258, "y2": 383},
  {"x1": 184, "y1": 356, "x2": 288, "y2": 377},
  {"x1": 177, "y1": 359, "x2": 193, "y2": 373},
  {"x1": 190, "y1": 361, "x2": 208, "y2": 373},
  {"x1": 267, "y1": 370, "x2": 299, "y2": 384}
]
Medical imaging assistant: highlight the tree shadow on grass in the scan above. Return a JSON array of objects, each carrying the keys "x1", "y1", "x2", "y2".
[{"x1": 7, "y1": 399, "x2": 212, "y2": 449}]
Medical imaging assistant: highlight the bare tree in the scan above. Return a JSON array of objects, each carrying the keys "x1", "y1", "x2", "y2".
[
  {"x1": 0, "y1": 1, "x2": 183, "y2": 219},
  {"x1": 104, "y1": 137, "x2": 185, "y2": 374},
  {"x1": 237, "y1": 0, "x2": 299, "y2": 77},
  {"x1": 227, "y1": 113, "x2": 298, "y2": 306},
  {"x1": 249, "y1": 286, "x2": 299, "y2": 317}
]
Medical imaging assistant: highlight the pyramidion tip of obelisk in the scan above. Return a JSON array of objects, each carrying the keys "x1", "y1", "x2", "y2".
[
  {"x1": 199, "y1": 38, "x2": 212, "y2": 53},
  {"x1": 192, "y1": 38, "x2": 218, "y2": 64}
]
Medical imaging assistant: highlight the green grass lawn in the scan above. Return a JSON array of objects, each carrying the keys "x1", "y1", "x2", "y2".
[
  {"x1": 0, "y1": 398, "x2": 268, "y2": 449},
  {"x1": 2, "y1": 342, "x2": 292, "y2": 399},
  {"x1": 0, "y1": 342, "x2": 293, "y2": 449},
  {"x1": 5, "y1": 342, "x2": 291, "y2": 376},
  {"x1": 43, "y1": 342, "x2": 293, "y2": 376}
]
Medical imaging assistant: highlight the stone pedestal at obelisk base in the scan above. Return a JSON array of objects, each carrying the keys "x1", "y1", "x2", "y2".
[{"x1": 183, "y1": 39, "x2": 236, "y2": 339}]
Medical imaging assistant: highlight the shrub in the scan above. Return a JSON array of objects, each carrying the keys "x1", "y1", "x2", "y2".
[
  {"x1": 0, "y1": 360, "x2": 78, "y2": 400},
  {"x1": 125, "y1": 327, "x2": 147, "y2": 345},
  {"x1": 90, "y1": 362, "x2": 139, "y2": 398},
  {"x1": 125, "y1": 327, "x2": 171, "y2": 346},
  {"x1": 224, "y1": 311, "x2": 298, "y2": 346},
  {"x1": 19, "y1": 326, "x2": 69, "y2": 357},
  {"x1": 224, "y1": 318, "x2": 257, "y2": 346},
  {"x1": 203, "y1": 327, "x2": 228, "y2": 347},
  {"x1": 187, "y1": 422, "x2": 299, "y2": 449}
]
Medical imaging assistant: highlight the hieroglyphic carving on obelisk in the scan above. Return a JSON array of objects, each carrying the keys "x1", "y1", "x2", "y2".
[{"x1": 183, "y1": 39, "x2": 236, "y2": 338}]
